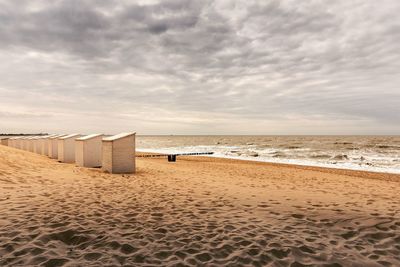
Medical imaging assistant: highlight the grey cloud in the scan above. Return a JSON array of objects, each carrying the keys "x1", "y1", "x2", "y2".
[
  {"x1": 0, "y1": 0, "x2": 399, "y2": 134},
  {"x1": 0, "y1": 111, "x2": 53, "y2": 119}
]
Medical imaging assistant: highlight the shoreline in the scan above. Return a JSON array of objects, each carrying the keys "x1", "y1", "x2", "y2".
[
  {"x1": 137, "y1": 149, "x2": 400, "y2": 177},
  {"x1": 168, "y1": 155, "x2": 400, "y2": 183}
]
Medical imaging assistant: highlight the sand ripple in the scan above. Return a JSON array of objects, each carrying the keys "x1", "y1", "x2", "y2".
[{"x1": 0, "y1": 146, "x2": 399, "y2": 266}]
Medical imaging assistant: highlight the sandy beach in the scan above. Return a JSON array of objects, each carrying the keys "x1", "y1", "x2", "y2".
[{"x1": 0, "y1": 145, "x2": 399, "y2": 266}]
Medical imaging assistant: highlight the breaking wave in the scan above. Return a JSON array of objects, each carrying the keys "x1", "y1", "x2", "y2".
[{"x1": 137, "y1": 136, "x2": 400, "y2": 174}]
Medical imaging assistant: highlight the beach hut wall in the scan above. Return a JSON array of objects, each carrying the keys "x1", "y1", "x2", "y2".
[
  {"x1": 102, "y1": 132, "x2": 136, "y2": 174},
  {"x1": 40, "y1": 134, "x2": 57, "y2": 156},
  {"x1": 8, "y1": 138, "x2": 14, "y2": 148},
  {"x1": 9, "y1": 137, "x2": 17, "y2": 148},
  {"x1": 75, "y1": 134, "x2": 103, "y2": 167},
  {"x1": 27, "y1": 137, "x2": 35, "y2": 152},
  {"x1": 16, "y1": 137, "x2": 24, "y2": 150},
  {"x1": 0, "y1": 138, "x2": 9, "y2": 146},
  {"x1": 12, "y1": 138, "x2": 18, "y2": 149},
  {"x1": 58, "y1": 134, "x2": 81, "y2": 163},
  {"x1": 9, "y1": 137, "x2": 22, "y2": 148},
  {"x1": 26, "y1": 137, "x2": 36, "y2": 152},
  {"x1": 48, "y1": 134, "x2": 65, "y2": 158},
  {"x1": 21, "y1": 137, "x2": 28, "y2": 150},
  {"x1": 18, "y1": 137, "x2": 24, "y2": 150},
  {"x1": 22, "y1": 138, "x2": 28, "y2": 150},
  {"x1": 33, "y1": 137, "x2": 43, "y2": 154}
]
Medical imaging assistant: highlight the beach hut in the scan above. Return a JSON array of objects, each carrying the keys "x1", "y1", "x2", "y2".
[
  {"x1": 33, "y1": 137, "x2": 43, "y2": 154},
  {"x1": 40, "y1": 134, "x2": 57, "y2": 156},
  {"x1": 18, "y1": 137, "x2": 24, "y2": 150},
  {"x1": 58, "y1": 134, "x2": 81, "y2": 163},
  {"x1": 9, "y1": 137, "x2": 22, "y2": 148},
  {"x1": 32, "y1": 136, "x2": 43, "y2": 153},
  {"x1": 8, "y1": 137, "x2": 15, "y2": 148},
  {"x1": 25, "y1": 136, "x2": 36, "y2": 152},
  {"x1": 48, "y1": 134, "x2": 65, "y2": 158},
  {"x1": 22, "y1": 136, "x2": 31, "y2": 151},
  {"x1": 102, "y1": 132, "x2": 136, "y2": 174},
  {"x1": 27, "y1": 137, "x2": 36, "y2": 152},
  {"x1": 1, "y1": 137, "x2": 9, "y2": 146},
  {"x1": 22, "y1": 138, "x2": 28, "y2": 149},
  {"x1": 75, "y1": 134, "x2": 103, "y2": 167},
  {"x1": 36, "y1": 135, "x2": 47, "y2": 155},
  {"x1": 40, "y1": 136, "x2": 49, "y2": 155},
  {"x1": 30, "y1": 137, "x2": 36, "y2": 152},
  {"x1": 15, "y1": 137, "x2": 24, "y2": 149},
  {"x1": 8, "y1": 137, "x2": 14, "y2": 148}
]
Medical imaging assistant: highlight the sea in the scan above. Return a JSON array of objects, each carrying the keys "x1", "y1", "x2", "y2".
[{"x1": 137, "y1": 135, "x2": 400, "y2": 174}]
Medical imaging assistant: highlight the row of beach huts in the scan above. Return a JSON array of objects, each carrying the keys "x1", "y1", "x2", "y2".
[{"x1": 0, "y1": 132, "x2": 136, "y2": 174}]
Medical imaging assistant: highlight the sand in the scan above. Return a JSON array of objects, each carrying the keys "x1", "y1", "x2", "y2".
[{"x1": 0, "y1": 145, "x2": 399, "y2": 266}]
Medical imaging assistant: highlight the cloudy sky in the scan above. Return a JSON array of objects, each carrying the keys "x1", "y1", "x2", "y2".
[{"x1": 0, "y1": 0, "x2": 399, "y2": 135}]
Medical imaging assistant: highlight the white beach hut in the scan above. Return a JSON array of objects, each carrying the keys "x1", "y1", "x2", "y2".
[
  {"x1": 24, "y1": 137, "x2": 31, "y2": 151},
  {"x1": 40, "y1": 134, "x2": 57, "y2": 156},
  {"x1": 27, "y1": 137, "x2": 36, "y2": 151},
  {"x1": 102, "y1": 132, "x2": 136, "y2": 174},
  {"x1": 27, "y1": 137, "x2": 36, "y2": 152},
  {"x1": 48, "y1": 134, "x2": 65, "y2": 158},
  {"x1": 58, "y1": 134, "x2": 81, "y2": 163},
  {"x1": 26, "y1": 136, "x2": 36, "y2": 152},
  {"x1": 1, "y1": 137, "x2": 9, "y2": 146},
  {"x1": 9, "y1": 137, "x2": 22, "y2": 148},
  {"x1": 30, "y1": 137, "x2": 36, "y2": 152},
  {"x1": 13, "y1": 138, "x2": 19, "y2": 148},
  {"x1": 33, "y1": 137, "x2": 43, "y2": 154},
  {"x1": 40, "y1": 136, "x2": 49, "y2": 155},
  {"x1": 15, "y1": 137, "x2": 24, "y2": 150},
  {"x1": 8, "y1": 137, "x2": 15, "y2": 148},
  {"x1": 22, "y1": 137, "x2": 31, "y2": 151},
  {"x1": 75, "y1": 134, "x2": 103, "y2": 168},
  {"x1": 19, "y1": 137, "x2": 26, "y2": 150}
]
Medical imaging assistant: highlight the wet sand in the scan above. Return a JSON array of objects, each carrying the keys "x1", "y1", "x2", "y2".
[{"x1": 0, "y1": 145, "x2": 399, "y2": 266}]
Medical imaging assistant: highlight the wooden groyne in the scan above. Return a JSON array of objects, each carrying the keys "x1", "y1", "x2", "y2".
[{"x1": 137, "y1": 152, "x2": 214, "y2": 162}]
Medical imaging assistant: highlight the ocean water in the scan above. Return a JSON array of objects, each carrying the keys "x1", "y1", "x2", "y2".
[{"x1": 137, "y1": 135, "x2": 400, "y2": 174}]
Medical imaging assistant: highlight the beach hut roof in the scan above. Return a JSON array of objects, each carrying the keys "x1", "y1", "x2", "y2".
[
  {"x1": 103, "y1": 132, "x2": 136, "y2": 142},
  {"x1": 50, "y1": 134, "x2": 65, "y2": 139},
  {"x1": 42, "y1": 134, "x2": 58, "y2": 139},
  {"x1": 9, "y1": 136, "x2": 23, "y2": 140},
  {"x1": 60, "y1": 133, "x2": 80, "y2": 140},
  {"x1": 76, "y1": 134, "x2": 103, "y2": 141}
]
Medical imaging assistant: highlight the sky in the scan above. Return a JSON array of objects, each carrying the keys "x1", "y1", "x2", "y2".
[{"x1": 0, "y1": 0, "x2": 399, "y2": 135}]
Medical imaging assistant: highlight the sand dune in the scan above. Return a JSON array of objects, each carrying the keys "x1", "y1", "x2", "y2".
[{"x1": 0, "y1": 145, "x2": 399, "y2": 266}]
